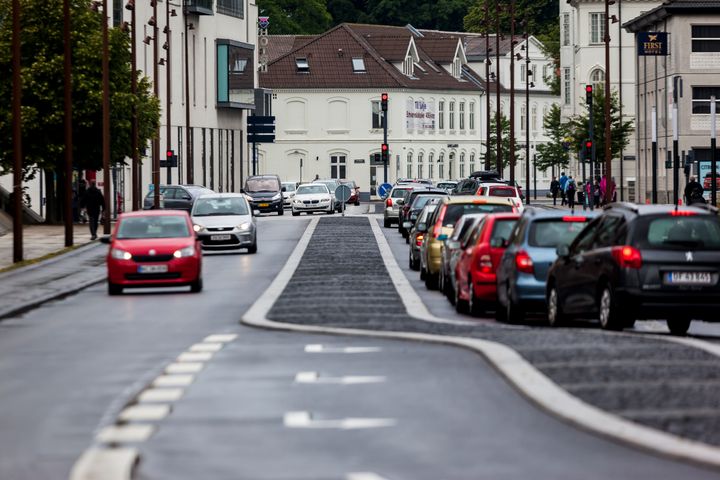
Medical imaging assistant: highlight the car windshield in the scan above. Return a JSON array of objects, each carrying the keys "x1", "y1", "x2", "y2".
[
  {"x1": 528, "y1": 218, "x2": 589, "y2": 248},
  {"x1": 491, "y1": 219, "x2": 518, "y2": 243},
  {"x1": 391, "y1": 188, "x2": 411, "y2": 198},
  {"x1": 412, "y1": 195, "x2": 444, "y2": 210},
  {"x1": 185, "y1": 186, "x2": 213, "y2": 196},
  {"x1": 636, "y1": 215, "x2": 720, "y2": 250},
  {"x1": 117, "y1": 216, "x2": 190, "y2": 239},
  {"x1": 315, "y1": 181, "x2": 337, "y2": 190},
  {"x1": 297, "y1": 185, "x2": 328, "y2": 195},
  {"x1": 418, "y1": 205, "x2": 437, "y2": 223},
  {"x1": 192, "y1": 197, "x2": 248, "y2": 216},
  {"x1": 443, "y1": 203, "x2": 513, "y2": 227},
  {"x1": 245, "y1": 178, "x2": 279, "y2": 193},
  {"x1": 282, "y1": 183, "x2": 296, "y2": 192},
  {"x1": 488, "y1": 186, "x2": 517, "y2": 197}
]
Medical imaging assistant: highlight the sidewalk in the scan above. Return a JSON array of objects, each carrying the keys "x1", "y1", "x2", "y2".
[{"x1": 0, "y1": 225, "x2": 106, "y2": 319}]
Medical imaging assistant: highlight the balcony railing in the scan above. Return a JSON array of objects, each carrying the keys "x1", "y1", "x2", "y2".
[{"x1": 185, "y1": 0, "x2": 214, "y2": 15}]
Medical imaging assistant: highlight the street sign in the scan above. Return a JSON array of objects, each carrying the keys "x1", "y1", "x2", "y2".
[
  {"x1": 247, "y1": 124, "x2": 275, "y2": 134},
  {"x1": 247, "y1": 115, "x2": 275, "y2": 124},
  {"x1": 377, "y1": 183, "x2": 392, "y2": 198},
  {"x1": 247, "y1": 115, "x2": 276, "y2": 144},
  {"x1": 638, "y1": 32, "x2": 668, "y2": 56},
  {"x1": 247, "y1": 134, "x2": 275, "y2": 143},
  {"x1": 335, "y1": 184, "x2": 352, "y2": 203}
]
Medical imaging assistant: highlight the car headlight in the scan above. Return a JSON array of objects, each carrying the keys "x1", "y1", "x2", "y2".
[
  {"x1": 193, "y1": 224, "x2": 205, "y2": 233},
  {"x1": 236, "y1": 222, "x2": 252, "y2": 232},
  {"x1": 110, "y1": 248, "x2": 132, "y2": 260},
  {"x1": 293, "y1": 199, "x2": 303, "y2": 205},
  {"x1": 272, "y1": 193, "x2": 282, "y2": 201},
  {"x1": 173, "y1": 245, "x2": 196, "y2": 258},
  {"x1": 320, "y1": 198, "x2": 330, "y2": 203}
]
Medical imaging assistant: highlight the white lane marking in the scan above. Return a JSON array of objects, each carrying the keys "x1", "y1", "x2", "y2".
[
  {"x1": 118, "y1": 404, "x2": 171, "y2": 422},
  {"x1": 177, "y1": 352, "x2": 213, "y2": 362},
  {"x1": 295, "y1": 371, "x2": 386, "y2": 385},
  {"x1": 165, "y1": 362, "x2": 204, "y2": 374},
  {"x1": 153, "y1": 374, "x2": 194, "y2": 387},
  {"x1": 346, "y1": 473, "x2": 390, "y2": 480},
  {"x1": 137, "y1": 388, "x2": 184, "y2": 403},
  {"x1": 95, "y1": 425, "x2": 155, "y2": 444},
  {"x1": 241, "y1": 217, "x2": 720, "y2": 469},
  {"x1": 69, "y1": 447, "x2": 138, "y2": 480},
  {"x1": 304, "y1": 344, "x2": 381, "y2": 354},
  {"x1": 283, "y1": 411, "x2": 396, "y2": 429},
  {"x1": 189, "y1": 342, "x2": 223, "y2": 352},
  {"x1": 204, "y1": 334, "x2": 237, "y2": 343}
]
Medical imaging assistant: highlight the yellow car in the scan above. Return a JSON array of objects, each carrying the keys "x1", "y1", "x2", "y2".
[{"x1": 420, "y1": 196, "x2": 517, "y2": 290}]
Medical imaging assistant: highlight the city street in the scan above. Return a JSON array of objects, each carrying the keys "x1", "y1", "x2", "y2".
[{"x1": 1, "y1": 209, "x2": 720, "y2": 479}]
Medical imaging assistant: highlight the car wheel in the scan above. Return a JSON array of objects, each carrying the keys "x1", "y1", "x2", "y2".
[
  {"x1": 190, "y1": 277, "x2": 203, "y2": 293},
  {"x1": 598, "y1": 285, "x2": 623, "y2": 331},
  {"x1": 455, "y1": 281, "x2": 468, "y2": 313},
  {"x1": 108, "y1": 282, "x2": 123, "y2": 296},
  {"x1": 424, "y1": 271, "x2": 438, "y2": 290},
  {"x1": 355, "y1": 200, "x2": 360, "y2": 206},
  {"x1": 438, "y1": 267, "x2": 445, "y2": 294},
  {"x1": 420, "y1": 265, "x2": 427, "y2": 281},
  {"x1": 505, "y1": 285, "x2": 524, "y2": 324},
  {"x1": 384, "y1": 218, "x2": 392, "y2": 228},
  {"x1": 247, "y1": 242, "x2": 258, "y2": 254},
  {"x1": 667, "y1": 318, "x2": 691, "y2": 336},
  {"x1": 278, "y1": 207, "x2": 284, "y2": 216},
  {"x1": 326, "y1": 209, "x2": 334, "y2": 214},
  {"x1": 547, "y1": 285, "x2": 565, "y2": 327},
  {"x1": 468, "y1": 278, "x2": 483, "y2": 316},
  {"x1": 292, "y1": 211, "x2": 299, "y2": 216}
]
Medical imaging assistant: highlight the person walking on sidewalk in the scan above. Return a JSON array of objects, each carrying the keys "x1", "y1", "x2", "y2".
[
  {"x1": 559, "y1": 172, "x2": 568, "y2": 206},
  {"x1": 80, "y1": 180, "x2": 105, "y2": 240},
  {"x1": 550, "y1": 177, "x2": 560, "y2": 206},
  {"x1": 565, "y1": 176, "x2": 577, "y2": 211}
]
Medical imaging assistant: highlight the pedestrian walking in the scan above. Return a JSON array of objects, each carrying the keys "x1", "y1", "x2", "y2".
[
  {"x1": 559, "y1": 172, "x2": 568, "y2": 206},
  {"x1": 593, "y1": 178, "x2": 601, "y2": 208},
  {"x1": 565, "y1": 175, "x2": 577, "y2": 211},
  {"x1": 610, "y1": 176, "x2": 617, "y2": 203},
  {"x1": 577, "y1": 182, "x2": 586, "y2": 211},
  {"x1": 80, "y1": 180, "x2": 105, "y2": 240},
  {"x1": 684, "y1": 176, "x2": 705, "y2": 205},
  {"x1": 600, "y1": 175, "x2": 607, "y2": 206},
  {"x1": 550, "y1": 176, "x2": 560, "y2": 206}
]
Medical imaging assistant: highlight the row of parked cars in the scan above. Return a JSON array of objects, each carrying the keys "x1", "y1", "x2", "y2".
[{"x1": 386, "y1": 177, "x2": 720, "y2": 336}]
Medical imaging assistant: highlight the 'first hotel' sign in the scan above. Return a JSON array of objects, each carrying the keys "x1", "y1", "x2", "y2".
[{"x1": 638, "y1": 32, "x2": 668, "y2": 56}]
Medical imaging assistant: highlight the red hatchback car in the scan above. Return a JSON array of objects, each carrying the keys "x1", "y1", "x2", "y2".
[
  {"x1": 454, "y1": 213, "x2": 520, "y2": 315},
  {"x1": 102, "y1": 210, "x2": 203, "y2": 295}
]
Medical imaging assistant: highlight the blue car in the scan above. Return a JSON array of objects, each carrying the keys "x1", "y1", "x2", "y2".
[{"x1": 495, "y1": 209, "x2": 596, "y2": 323}]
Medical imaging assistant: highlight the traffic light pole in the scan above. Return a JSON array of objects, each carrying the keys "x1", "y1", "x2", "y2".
[
  {"x1": 673, "y1": 76, "x2": 681, "y2": 206},
  {"x1": 711, "y1": 95, "x2": 717, "y2": 207},
  {"x1": 383, "y1": 98, "x2": 388, "y2": 184},
  {"x1": 587, "y1": 86, "x2": 595, "y2": 211},
  {"x1": 651, "y1": 106, "x2": 658, "y2": 204}
]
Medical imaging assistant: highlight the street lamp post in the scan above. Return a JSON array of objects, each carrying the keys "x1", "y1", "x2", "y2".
[
  {"x1": 603, "y1": 0, "x2": 613, "y2": 204},
  {"x1": 101, "y1": 0, "x2": 111, "y2": 234},
  {"x1": 495, "y1": 0, "x2": 502, "y2": 175},
  {"x1": 508, "y1": 1, "x2": 516, "y2": 184},
  {"x1": 524, "y1": 33, "x2": 532, "y2": 206},
  {"x1": 184, "y1": 9, "x2": 193, "y2": 184},
  {"x1": 164, "y1": 4, "x2": 175, "y2": 185},
  {"x1": 12, "y1": 0, "x2": 22, "y2": 262},
  {"x1": 151, "y1": 0, "x2": 160, "y2": 209},
  {"x1": 484, "y1": 2, "x2": 491, "y2": 170},
  {"x1": 63, "y1": 0, "x2": 73, "y2": 246},
  {"x1": 127, "y1": 0, "x2": 139, "y2": 210}
]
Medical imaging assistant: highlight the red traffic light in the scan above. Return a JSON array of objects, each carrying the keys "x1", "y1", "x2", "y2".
[
  {"x1": 166, "y1": 149, "x2": 174, "y2": 158},
  {"x1": 381, "y1": 143, "x2": 389, "y2": 152},
  {"x1": 585, "y1": 85, "x2": 593, "y2": 93},
  {"x1": 585, "y1": 140, "x2": 593, "y2": 149},
  {"x1": 381, "y1": 93, "x2": 388, "y2": 101}
]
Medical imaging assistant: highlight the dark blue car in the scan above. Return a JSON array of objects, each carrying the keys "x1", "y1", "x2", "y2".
[{"x1": 495, "y1": 208, "x2": 596, "y2": 323}]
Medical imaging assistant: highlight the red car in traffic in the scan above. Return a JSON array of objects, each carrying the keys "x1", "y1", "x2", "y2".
[
  {"x1": 102, "y1": 210, "x2": 203, "y2": 295},
  {"x1": 454, "y1": 213, "x2": 520, "y2": 315}
]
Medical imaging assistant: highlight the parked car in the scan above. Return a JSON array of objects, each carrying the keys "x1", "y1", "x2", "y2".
[
  {"x1": 398, "y1": 188, "x2": 448, "y2": 237},
  {"x1": 313, "y1": 179, "x2": 343, "y2": 212},
  {"x1": 453, "y1": 213, "x2": 520, "y2": 314},
  {"x1": 244, "y1": 175, "x2": 284, "y2": 215},
  {"x1": 402, "y1": 193, "x2": 449, "y2": 243},
  {"x1": 281, "y1": 181, "x2": 298, "y2": 208},
  {"x1": 476, "y1": 183, "x2": 525, "y2": 213},
  {"x1": 101, "y1": 210, "x2": 202, "y2": 295},
  {"x1": 408, "y1": 203, "x2": 438, "y2": 271},
  {"x1": 191, "y1": 194, "x2": 257, "y2": 253},
  {"x1": 338, "y1": 179, "x2": 361, "y2": 206},
  {"x1": 143, "y1": 184, "x2": 213, "y2": 211},
  {"x1": 420, "y1": 196, "x2": 517, "y2": 290},
  {"x1": 439, "y1": 213, "x2": 487, "y2": 303},
  {"x1": 546, "y1": 203, "x2": 720, "y2": 335},
  {"x1": 495, "y1": 210, "x2": 595, "y2": 323},
  {"x1": 383, "y1": 185, "x2": 417, "y2": 227},
  {"x1": 292, "y1": 183, "x2": 335, "y2": 215}
]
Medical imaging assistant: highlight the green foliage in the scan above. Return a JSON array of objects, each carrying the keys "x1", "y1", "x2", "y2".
[
  {"x1": 0, "y1": 0, "x2": 159, "y2": 179},
  {"x1": 257, "y1": 0, "x2": 333, "y2": 34},
  {"x1": 482, "y1": 113, "x2": 519, "y2": 169},
  {"x1": 567, "y1": 88, "x2": 634, "y2": 165},
  {"x1": 535, "y1": 103, "x2": 570, "y2": 171}
]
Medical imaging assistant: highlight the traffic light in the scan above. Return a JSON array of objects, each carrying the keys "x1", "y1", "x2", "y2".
[
  {"x1": 381, "y1": 93, "x2": 388, "y2": 112},
  {"x1": 166, "y1": 149, "x2": 174, "y2": 159},
  {"x1": 585, "y1": 85, "x2": 593, "y2": 105},
  {"x1": 585, "y1": 139, "x2": 593, "y2": 151},
  {"x1": 381, "y1": 143, "x2": 389, "y2": 164}
]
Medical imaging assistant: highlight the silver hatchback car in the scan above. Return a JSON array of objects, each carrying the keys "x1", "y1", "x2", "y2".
[{"x1": 191, "y1": 194, "x2": 258, "y2": 253}]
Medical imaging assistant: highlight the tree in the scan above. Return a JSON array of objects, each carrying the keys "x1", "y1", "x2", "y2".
[
  {"x1": 535, "y1": 104, "x2": 570, "y2": 171},
  {"x1": 567, "y1": 88, "x2": 633, "y2": 169},
  {"x1": 257, "y1": 0, "x2": 333, "y2": 34},
  {"x1": 0, "y1": 0, "x2": 159, "y2": 221},
  {"x1": 481, "y1": 114, "x2": 519, "y2": 171}
]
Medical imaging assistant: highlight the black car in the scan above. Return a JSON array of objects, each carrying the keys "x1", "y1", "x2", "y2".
[
  {"x1": 143, "y1": 184, "x2": 214, "y2": 211},
  {"x1": 398, "y1": 188, "x2": 448, "y2": 237},
  {"x1": 401, "y1": 193, "x2": 448, "y2": 242},
  {"x1": 243, "y1": 175, "x2": 284, "y2": 215},
  {"x1": 546, "y1": 203, "x2": 720, "y2": 335}
]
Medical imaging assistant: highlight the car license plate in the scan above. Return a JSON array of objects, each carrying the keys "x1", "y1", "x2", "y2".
[
  {"x1": 210, "y1": 234, "x2": 232, "y2": 241},
  {"x1": 665, "y1": 272, "x2": 713, "y2": 285},
  {"x1": 259, "y1": 203, "x2": 269, "y2": 207},
  {"x1": 138, "y1": 264, "x2": 168, "y2": 273}
]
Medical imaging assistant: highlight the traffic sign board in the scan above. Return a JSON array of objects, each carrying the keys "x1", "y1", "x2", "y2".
[
  {"x1": 247, "y1": 134, "x2": 275, "y2": 143},
  {"x1": 247, "y1": 115, "x2": 275, "y2": 124},
  {"x1": 335, "y1": 184, "x2": 352, "y2": 203},
  {"x1": 247, "y1": 124, "x2": 275, "y2": 134},
  {"x1": 377, "y1": 183, "x2": 393, "y2": 198}
]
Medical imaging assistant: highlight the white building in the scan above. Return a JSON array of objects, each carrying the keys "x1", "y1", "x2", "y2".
[{"x1": 560, "y1": 0, "x2": 661, "y2": 201}]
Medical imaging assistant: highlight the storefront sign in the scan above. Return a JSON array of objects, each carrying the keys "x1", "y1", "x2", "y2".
[
  {"x1": 406, "y1": 99, "x2": 436, "y2": 130},
  {"x1": 637, "y1": 32, "x2": 668, "y2": 56}
]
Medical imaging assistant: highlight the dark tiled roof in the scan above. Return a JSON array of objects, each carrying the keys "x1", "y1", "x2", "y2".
[
  {"x1": 465, "y1": 35, "x2": 513, "y2": 57},
  {"x1": 266, "y1": 35, "x2": 316, "y2": 62},
  {"x1": 624, "y1": 0, "x2": 720, "y2": 32},
  {"x1": 363, "y1": 35, "x2": 412, "y2": 61},
  {"x1": 416, "y1": 37, "x2": 460, "y2": 63}
]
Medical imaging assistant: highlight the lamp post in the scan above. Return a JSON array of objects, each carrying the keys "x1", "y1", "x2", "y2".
[
  {"x1": 184, "y1": 9, "x2": 193, "y2": 184},
  {"x1": 524, "y1": 32, "x2": 533, "y2": 206},
  {"x1": 126, "y1": 0, "x2": 139, "y2": 210},
  {"x1": 100, "y1": 0, "x2": 111, "y2": 234},
  {"x1": 163, "y1": 4, "x2": 176, "y2": 185},
  {"x1": 603, "y1": 0, "x2": 613, "y2": 204},
  {"x1": 484, "y1": 2, "x2": 491, "y2": 170},
  {"x1": 63, "y1": 0, "x2": 73, "y2": 245},
  {"x1": 151, "y1": 0, "x2": 160, "y2": 209},
  {"x1": 508, "y1": 0, "x2": 516, "y2": 184},
  {"x1": 12, "y1": 0, "x2": 22, "y2": 262},
  {"x1": 495, "y1": 0, "x2": 502, "y2": 175}
]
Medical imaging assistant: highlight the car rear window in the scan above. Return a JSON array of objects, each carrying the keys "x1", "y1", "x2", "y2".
[
  {"x1": 636, "y1": 215, "x2": 720, "y2": 250},
  {"x1": 392, "y1": 188, "x2": 412, "y2": 198},
  {"x1": 412, "y1": 195, "x2": 444, "y2": 209},
  {"x1": 117, "y1": 216, "x2": 190, "y2": 239},
  {"x1": 528, "y1": 218, "x2": 589, "y2": 248},
  {"x1": 491, "y1": 219, "x2": 518, "y2": 242},
  {"x1": 488, "y1": 187, "x2": 517, "y2": 197},
  {"x1": 443, "y1": 203, "x2": 513, "y2": 226}
]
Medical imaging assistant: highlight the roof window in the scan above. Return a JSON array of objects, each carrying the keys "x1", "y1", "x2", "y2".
[
  {"x1": 352, "y1": 57, "x2": 366, "y2": 72},
  {"x1": 296, "y1": 57, "x2": 309, "y2": 72}
]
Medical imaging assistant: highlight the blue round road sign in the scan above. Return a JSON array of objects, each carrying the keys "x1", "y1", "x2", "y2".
[
  {"x1": 378, "y1": 183, "x2": 393, "y2": 198},
  {"x1": 335, "y1": 184, "x2": 352, "y2": 203}
]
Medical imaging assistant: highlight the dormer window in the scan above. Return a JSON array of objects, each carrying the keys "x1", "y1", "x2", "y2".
[
  {"x1": 452, "y1": 57, "x2": 461, "y2": 78},
  {"x1": 296, "y1": 57, "x2": 309, "y2": 73},
  {"x1": 403, "y1": 56, "x2": 414, "y2": 77},
  {"x1": 352, "y1": 57, "x2": 366, "y2": 72}
]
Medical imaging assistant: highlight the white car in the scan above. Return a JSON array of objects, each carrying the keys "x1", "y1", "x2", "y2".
[
  {"x1": 476, "y1": 182, "x2": 525, "y2": 213},
  {"x1": 281, "y1": 181, "x2": 297, "y2": 208},
  {"x1": 291, "y1": 183, "x2": 335, "y2": 216}
]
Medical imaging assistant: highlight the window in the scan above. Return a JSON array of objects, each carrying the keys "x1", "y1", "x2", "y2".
[
  {"x1": 452, "y1": 58, "x2": 462, "y2": 78},
  {"x1": 469, "y1": 102, "x2": 475, "y2": 130},
  {"x1": 112, "y1": 0, "x2": 122, "y2": 26},
  {"x1": 563, "y1": 13, "x2": 571, "y2": 46},
  {"x1": 590, "y1": 68, "x2": 605, "y2": 87},
  {"x1": 403, "y1": 56, "x2": 414, "y2": 76},
  {"x1": 563, "y1": 68, "x2": 571, "y2": 105},
  {"x1": 417, "y1": 152, "x2": 424, "y2": 178},
  {"x1": 520, "y1": 104, "x2": 526, "y2": 132},
  {"x1": 406, "y1": 152, "x2": 413, "y2": 178},
  {"x1": 532, "y1": 64, "x2": 537, "y2": 79},
  {"x1": 296, "y1": 57, "x2": 309, "y2": 72},
  {"x1": 330, "y1": 155, "x2": 347, "y2": 179},
  {"x1": 459, "y1": 153, "x2": 465, "y2": 178},
  {"x1": 438, "y1": 101, "x2": 445, "y2": 129},
  {"x1": 543, "y1": 64, "x2": 549, "y2": 79},
  {"x1": 217, "y1": 41, "x2": 254, "y2": 108},
  {"x1": 692, "y1": 25, "x2": 720, "y2": 53},
  {"x1": 459, "y1": 102, "x2": 466, "y2": 130},
  {"x1": 590, "y1": 13, "x2": 606, "y2": 44},
  {"x1": 218, "y1": 0, "x2": 244, "y2": 18},
  {"x1": 521, "y1": 64, "x2": 526, "y2": 80},
  {"x1": 438, "y1": 153, "x2": 444, "y2": 179},
  {"x1": 449, "y1": 101, "x2": 455, "y2": 130},
  {"x1": 428, "y1": 152, "x2": 434, "y2": 179},
  {"x1": 372, "y1": 101, "x2": 382, "y2": 128},
  {"x1": 692, "y1": 87, "x2": 720, "y2": 114},
  {"x1": 352, "y1": 57, "x2": 366, "y2": 72},
  {"x1": 531, "y1": 104, "x2": 538, "y2": 132}
]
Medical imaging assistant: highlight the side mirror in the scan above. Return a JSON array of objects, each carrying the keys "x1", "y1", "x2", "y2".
[
  {"x1": 556, "y1": 244, "x2": 570, "y2": 258},
  {"x1": 416, "y1": 223, "x2": 427, "y2": 233},
  {"x1": 490, "y1": 237, "x2": 505, "y2": 248},
  {"x1": 253, "y1": 209, "x2": 261, "y2": 217},
  {"x1": 437, "y1": 234, "x2": 449, "y2": 241},
  {"x1": 99, "y1": 235, "x2": 111, "y2": 244}
]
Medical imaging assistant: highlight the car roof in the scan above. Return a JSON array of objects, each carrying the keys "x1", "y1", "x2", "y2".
[
  {"x1": 196, "y1": 193, "x2": 248, "y2": 199},
  {"x1": 604, "y1": 202, "x2": 718, "y2": 216},
  {"x1": 120, "y1": 210, "x2": 190, "y2": 218},
  {"x1": 441, "y1": 195, "x2": 515, "y2": 206},
  {"x1": 522, "y1": 207, "x2": 598, "y2": 220},
  {"x1": 298, "y1": 183, "x2": 327, "y2": 188}
]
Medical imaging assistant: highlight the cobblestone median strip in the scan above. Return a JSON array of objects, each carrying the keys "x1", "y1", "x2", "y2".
[{"x1": 244, "y1": 216, "x2": 720, "y2": 469}]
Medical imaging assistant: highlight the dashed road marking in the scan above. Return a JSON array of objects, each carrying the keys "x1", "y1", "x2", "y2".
[
  {"x1": 70, "y1": 448, "x2": 138, "y2": 480},
  {"x1": 165, "y1": 362, "x2": 204, "y2": 374},
  {"x1": 119, "y1": 404, "x2": 171, "y2": 422},
  {"x1": 95, "y1": 425, "x2": 155, "y2": 444},
  {"x1": 295, "y1": 371, "x2": 386, "y2": 385},
  {"x1": 189, "y1": 342, "x2": 223, "y2": 352},
  {"x1": 152, "y1": 374, "x2": 194, "y2": 387},
  {"x1": 204, "y1": 334, "x2": 238, "y2": 343},
  {"x1": 304, "y1": 344, "x2": 382, "y2": 354},
  {"x1": 346, "y1": 473, "x2": 390, "y2": 480},
  {"x1": 137, "y1": 388, "x2": 184, "y2": 403},
  {"x1": 283, "y1": 411, "x2": 396, "y2": 430},
  {"x1": 177, "y1": 351, "x2": 214, "y2": 362}
]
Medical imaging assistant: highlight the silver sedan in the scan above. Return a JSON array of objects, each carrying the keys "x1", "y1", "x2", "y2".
[{"x1": 191, "y1": 194, "x2": 258, "y2": 253}]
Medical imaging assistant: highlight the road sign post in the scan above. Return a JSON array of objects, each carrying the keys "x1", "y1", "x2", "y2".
[
  {"x1": 336, "y1": 184, "x2": 352, "y2": 217},
  {"x1": 377, "y1": 182, "x2": 392, "y2": 199}
]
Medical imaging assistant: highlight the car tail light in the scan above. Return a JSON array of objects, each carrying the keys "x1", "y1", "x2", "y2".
[
  {"x1": 611, "y1": 246, "x2": 642, "y2": 269},
  {"x1": 515, "y1": 250, "x2": 534, "y2": 274},
  {"x1": 670, "y1": 210, "x2": 696, "y2": 217},
  {"x1": 562, "y1": 215, "x2": 587, "y2": 222},
  {"x1": 475, "y1": 245, "x2": 493, "y2": 273},
  {"x1": 386, "y1": 198, "x2": 393, "y2": 207},
  {"x1": 415, "y1": 234, "x2": 424, "y2": 247}
]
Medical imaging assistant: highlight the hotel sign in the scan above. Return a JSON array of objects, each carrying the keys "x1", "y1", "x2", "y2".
[{"x1": 638, "y1": 32, "x2": 668, "y2": 56}]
